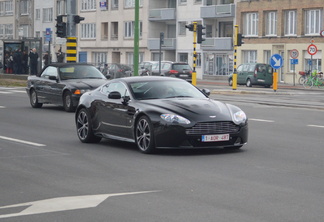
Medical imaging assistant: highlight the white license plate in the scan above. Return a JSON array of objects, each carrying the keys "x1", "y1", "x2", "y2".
[
  {"x1": 180, "y1": 74, "x2": 188, "y2": 77},
  {"x1": 202, "y1": 134, "x2": 229, "y2": 142}
]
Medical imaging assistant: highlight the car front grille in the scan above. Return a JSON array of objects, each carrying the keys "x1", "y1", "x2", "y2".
[{"x1": 186, "y1": 121, "x2": 240, "y2": 135}]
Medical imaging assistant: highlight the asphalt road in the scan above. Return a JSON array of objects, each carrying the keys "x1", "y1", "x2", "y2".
[{"x1": 0, "y1": 86, "x2": 324, "y2": 222}]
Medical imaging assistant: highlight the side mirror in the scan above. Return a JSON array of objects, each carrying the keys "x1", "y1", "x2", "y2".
[
  {"x1": 201, "y1": 88, "x2": 210, "y2": 96},
  {"x1": 108, "y1": 91, "x2": 121, "y2": 99}
]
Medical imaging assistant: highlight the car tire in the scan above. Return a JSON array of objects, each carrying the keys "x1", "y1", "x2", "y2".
[
  {"x1": 135, "y1": 116, "x2": 156, "y2": 154},
  {"x1": 229, "y1": 78, "x2": 233, "y2": 86},
  {"x1": 246, "y1": 79, "x2": 252, "y2": 87},
  {"x1": 30, "y1": 89, "x2": 43, "y2": 108},
  {"x1": 76, "y1": 108, "x2": 101, "y2": 143},
  {"x1": 63, "y1": 91, "x2": 75, "y2": 112}
]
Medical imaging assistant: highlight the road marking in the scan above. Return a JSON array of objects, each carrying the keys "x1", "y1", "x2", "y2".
[
  {"x1": 0, "y1": 91, "x2": 11, "y2": 94},
  {"x1": 0, "y1": 191, "x2": 161, "y2": 219},
  {"x1": 308, "y1": 124, "x2": 324, "y2": 128},
  {"x1": 0, "y1": 106, "x2": 5, "y2": 108},
  {"x1": 249, "y1": 118, "x2": 274, "y2": 123},
  {"x1": 0, "y1": 136, "x2": 46, "y2": 147}
]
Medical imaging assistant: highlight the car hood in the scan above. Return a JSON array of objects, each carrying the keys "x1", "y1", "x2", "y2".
[
  {"x1": 67, "y1": 79, "x2": 107, "y2": 89},
  {"x1": 140, "y1": 98, "x2": 233, "y2": 122}
]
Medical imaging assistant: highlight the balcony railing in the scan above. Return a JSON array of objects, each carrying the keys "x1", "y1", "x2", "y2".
[
  {"x1": 148, "y1": 38, "x2": 176, "y2": 50},
  {"x1": 149, "y1": 8, "x2": 176, "y2": 21},
  {"x1": 201, "y1": 4, "x2": 235, "y2": 18},
  {"x1": 200, "y1": 37, "x2": 233, "y2": 51}
]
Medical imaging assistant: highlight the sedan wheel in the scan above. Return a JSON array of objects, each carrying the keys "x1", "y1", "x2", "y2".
[
  {"x1": 76, "y1": 108, "x2": 101, "y2": 143},
  {"x1": 135, "y1": 116, "x2": 155, "y2": 154},
  {"x1": 30, "y1": 89, "x2": 43, "y2": 108},
  {"x1": 63, "y1": 91, "x2": 75, "y2": 112}
]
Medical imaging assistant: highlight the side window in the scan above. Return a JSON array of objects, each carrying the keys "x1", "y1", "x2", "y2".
[
  {"x1": 248, "y1": 64, "x2": 255, "y2": 72},
  {"x1": 237, "y1": 65, "x2": 243, "y2": 72},
  {"x1": 101, "y1": 82, "x2": 128, "y2": 97},
  {"x1": 40, "y1": 66, "x2": 58, "y2": 79},
  {"x1": 242, "y1": 64, "x2": 249, "y2": 72}
]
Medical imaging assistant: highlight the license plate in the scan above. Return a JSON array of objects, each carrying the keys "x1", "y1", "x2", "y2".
[
  {"x1": 202, "y1": 134, "x2": 229, "y2": 142},
  {"x1": 180, "y1": 74, "x2": 188, "y2": 77}
]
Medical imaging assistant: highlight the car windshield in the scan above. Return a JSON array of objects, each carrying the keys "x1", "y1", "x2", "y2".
[
  {"x1": 59, "y1": 65, "x2": 106, "y2": 80},
  {"x1": 130, "y1": 80, "x2": 208, "y2": 100}
]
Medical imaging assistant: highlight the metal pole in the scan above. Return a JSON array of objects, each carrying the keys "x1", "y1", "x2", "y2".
[
  {"x1": 232, "y1": 25, "x2": 238, "y2": 90},
  {"x1": 192, "y1": 22, "x2": 197, "y2": 86},
  {"x1": 66, "y1": 0, "x2": 77, "y2": 63},
  {"x1": 133, "y1": 0, "x2": 139, "y2": 76}
]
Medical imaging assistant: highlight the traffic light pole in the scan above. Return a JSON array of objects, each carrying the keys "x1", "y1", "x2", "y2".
[
  {"x1": 192, "y1": 22, "x2": 197, "y2": 86},
  {"x1": 232, "y1": 25, "x2": 239, "y2": 90}
]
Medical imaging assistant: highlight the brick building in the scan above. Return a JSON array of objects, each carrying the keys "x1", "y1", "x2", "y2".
[{"x1": 236, "y1": 0, "x2": 323, "y2": 84}]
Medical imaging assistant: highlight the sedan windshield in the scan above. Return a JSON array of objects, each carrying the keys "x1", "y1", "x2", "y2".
[
  {"x1": 59, "y1": 65, "x2": 106, "y2": 80},
  {"x1": 130, "y1": 80, "x2": 208, "y2": 100}
]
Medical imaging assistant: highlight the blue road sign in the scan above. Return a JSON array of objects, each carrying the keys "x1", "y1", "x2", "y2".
[
  {"x1": 270, "y1": 54, "x2": 283, "y2": 69},
  {"x1": 290, "y1": 59, "x2": 298, "y2": 65}
]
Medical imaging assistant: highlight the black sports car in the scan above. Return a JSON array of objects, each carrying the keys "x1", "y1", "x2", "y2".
[
  {"x1": 75, "y1": 76, "x2": 248, "y2": 154},
  {"x1": 26, "y1": 63, "x2": 107, "y2": 112}
]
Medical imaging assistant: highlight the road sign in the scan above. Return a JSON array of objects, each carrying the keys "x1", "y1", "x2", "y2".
[
  {"x1": 290, "y1": 59, "x2": 298, "y2": 65},
  {"x1": 290, "y1": 49, "x2": 299, "y2": 59},
  {"x1": 307, "y1": 44, "x2": 317, "y2": 55},
  {"x1": 321, "y1": 30, "x2": 324, "y2": 37},
  {"x1": 270, "y1": 54, "x2": 283, "y2": 69}
]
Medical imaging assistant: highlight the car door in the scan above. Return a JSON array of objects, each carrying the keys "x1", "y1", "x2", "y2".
[
  {"x1": 236, "y1": 64, "x2": 244, "y2": 84},
  {"x1": 48, "y1": 66, "x2": 65, "y2": 105},
  {"x1": 37, "y1": 67, "x2": 56, "y2": 103},
  {"x1": 96, "y1": 82, "x2": 134, "y2": 138}
]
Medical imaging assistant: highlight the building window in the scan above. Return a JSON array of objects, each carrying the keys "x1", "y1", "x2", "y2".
[
  {"x1": 305, "y1": 9, "x2": 322, "y2": 36},
  {"x1": 124, "y1": 0, "x2": 143, "y2": 8},
  {"x1": 111, "y1": 22, "x2": 118, "y2": 40},
  {"x1": 93, "y1": 52, "x2": 107, "y2": 66},
  {"x1": 244, "y1": 12, "x2": 258, "y2": 36},
  {"x1": 264, "y1": 50, "x2": 271, "y2": 64},
  {"x1": 20, "y1": 0, "x2": 30, "y2": 15},
  {"x1": 178, "y1": 53, "x2": 188, "y2": 63},
  {"x1": 101, "y1": 22, "x2": 108, "y2": 40},
  {"x1": 284, "y1": 10, "x2": 296, "y2": 36},
  {"x1": 124, "y1": 21, "x2": 142, "y2": 38},
  {"x1": 196, "y1": 53, "x2": 201, "y2": 67},
  {"x1": 0, "y1": 1, "x2": 13, "y2": 16},
  {"x1": 57, "y1": 0, "x2": 66, "y2": 15},
  {"x1": 35, "y1": 9, "x2": 40, "y2": 20},
  {"x1": 242, "y1": 50, "x2": 257, "y2": 63},
  {"x1": 179, "y1": 22, "x2": 186, "y2": 36},
  {"x1": 111, "y1": 0, "x2": 118, "y2": 10},
  {"x1": 20, "y1": 25, "x2": 29, "y2": 37},
  {"x1": 43, "y1": 8, "x2": 53, "y2": 22},
  {"x1": 81, "y1": 0, "x2": 96, "y2": 11},
  {"x1": 81, "y1": 23, "x2": 96, "y2": 39},
  {"x1": 265, "y1": 11, "x2": 277, "y2": 36},
  {"x1": 179, "y1": 0, "x2": 187, "y2": 4}
]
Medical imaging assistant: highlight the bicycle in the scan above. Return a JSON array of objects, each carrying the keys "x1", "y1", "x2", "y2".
[
  {"x1": 312, "y1": 72, "x2": 324, "y2": 88},
  {"x1": 298, "y1": 71, "x2": 310, "y2": 85}
]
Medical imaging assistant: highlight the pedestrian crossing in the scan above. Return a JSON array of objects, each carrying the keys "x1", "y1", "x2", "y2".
[{"x1": 0, "y1": 87, "x2": 25, "y2": 94}]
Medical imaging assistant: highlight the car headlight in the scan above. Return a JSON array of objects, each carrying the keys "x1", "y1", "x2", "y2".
[
  {"x1": 160, "y1": 114, "x2": 191, "y2": 125},
  {"x1": 233, "y1": 110, "x2": 247, "y2": 125}
]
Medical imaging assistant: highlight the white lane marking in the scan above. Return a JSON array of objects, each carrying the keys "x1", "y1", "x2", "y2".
[
  {"x1": 0, "y1": 191, "x2": 161, "y2": 219},
  {"x1": 0, "y1": 136, "x2": 46, "y2": 147},
  {"x1": 9, "y1": 90, "x2": 26, "y2": 93},
  {"x1": 0, "y1": 91, "x2": 11, "y2": 94},
  {"x1": 308, "y1": 124, "x2": 324, "y2": 128},
  {"x1": 0, "y1": 106, "x2": 5, "y2": 108},
  {"x1": 249, "y1": 118, "x2": 274, "y2": 123}
]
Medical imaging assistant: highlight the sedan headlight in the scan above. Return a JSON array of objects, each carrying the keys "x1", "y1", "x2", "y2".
[
  {"x1": 233, "y1": 110, "x2": 247, "y2": 125},
  {"x1": 160, "y1": 114, "x2": 191, "y2": 125}
]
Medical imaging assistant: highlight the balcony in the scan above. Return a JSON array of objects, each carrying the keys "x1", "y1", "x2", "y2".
[
  {"x1": 149, "y1": 8, "x2": 176, "y2": 21},
  {"x1": 201, "y1": 4, "x2": 235, "y2": 18},
  {"x1": 200, "y1": 37, "x2": 233, "y2": 51},
  {"x1": 148, "y1": 38, "x2": 176, "y2": 50}
]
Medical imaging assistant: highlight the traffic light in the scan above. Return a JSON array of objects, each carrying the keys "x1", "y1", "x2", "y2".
[
  {"x1": 160, "y1": 32, "x2": 164, "y2": 45},
  {"x1": 55, "y1": 15, "x2": 66, "y2": 38},
  {"x1": 197, "y1": 24, "x2": 206, "y2": 44},
  {"x1": 237, "y1": 33, "x2": 244, "y2": 46},
  {"x1": 185, "y1": 24, "x2": 194, "y2": 31},
  {"x1": 73, "y1": 15, "x2": 85, "y2": 24}
]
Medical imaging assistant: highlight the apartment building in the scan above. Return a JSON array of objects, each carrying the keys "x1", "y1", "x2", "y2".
[
  {"x1": 77, "y1": 0, "x2": 236, "y2": 79},
  {"x1": 236, "y1": 0, "x2": 324, "y2": 84}
]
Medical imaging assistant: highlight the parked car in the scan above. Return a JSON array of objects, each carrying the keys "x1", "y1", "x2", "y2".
[
  {"x1": 108, "y1": 63, "x2": 132, "y2": 79},
  {"x1": 139, "y1": 61, "x2": 159, "y2": 76},
  {"x1": 75, "y1": 76, "x2": 248, "y2": 154},
  {"x1": 228, "y1": 63, "x2": 273, "y2": 87},
  {"x1": 26, "y1": 63, "x2": 107, "y2": 112},
  {"x1": 152, "y1": 61, "x2": 193, "y2": 82}
]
